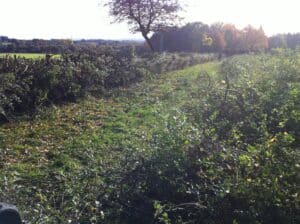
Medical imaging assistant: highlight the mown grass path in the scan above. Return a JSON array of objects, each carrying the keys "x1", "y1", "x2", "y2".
[
  {"x1": 0, "y1": 62, "x2": 219, "y2": 222},
  {"x1": 0, "y1": 62, "x2": 218, "y2": 168}
]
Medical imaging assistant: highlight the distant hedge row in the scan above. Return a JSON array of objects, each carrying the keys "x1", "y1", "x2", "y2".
[{"x1": 140, "y1": 52, "x2": 217, "y2": 74}]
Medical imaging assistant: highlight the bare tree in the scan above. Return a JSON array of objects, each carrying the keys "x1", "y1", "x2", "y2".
[{"x1": 105, "y1": 0, "x2": 182, "y2": 51}]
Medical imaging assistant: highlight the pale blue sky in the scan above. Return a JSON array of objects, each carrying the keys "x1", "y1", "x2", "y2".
[{"x1": 0, "y1": 0, "x2": 299, "y2": 40}]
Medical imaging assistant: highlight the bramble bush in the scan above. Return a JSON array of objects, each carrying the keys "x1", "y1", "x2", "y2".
[
  {"x1": 0, "y1": 49, "x2": 145, "y2": 119},
  {"x1": 99, "y1": 52, "x2": 300, "y2": 223}
]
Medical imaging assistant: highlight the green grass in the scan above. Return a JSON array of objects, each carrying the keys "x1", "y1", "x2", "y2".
[
  {"x1": 0, "y1": 53, "x2": 60, "y2": 59},
  {"x1": 0, "y1": 62, "x2": 218, "y2": 165}
]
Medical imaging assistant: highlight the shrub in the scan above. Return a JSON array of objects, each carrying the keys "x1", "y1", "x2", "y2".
[
  {"x1": 0, "y1": 48, "x2": 150, "y2": 118},
  {"x1": 100, "y1": 53, "x2": 300, "y2": 223}
]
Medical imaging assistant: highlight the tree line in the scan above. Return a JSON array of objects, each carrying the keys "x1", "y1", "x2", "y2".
[
  {"x1": 0, "y1": 36, "x2": 144, "y2": 54},
  {"x1": 150, "y1": 22, "x2": 300, "y2": 54},
  {"x1": 1, "y1": 26, "x2": 300, "y2": 56},
  {"x1": 0, "y1": 37, "x2": 74, "y2": 54},
  {"x1": 269, "y1": 33, "x2": 300, "y2": 49}
]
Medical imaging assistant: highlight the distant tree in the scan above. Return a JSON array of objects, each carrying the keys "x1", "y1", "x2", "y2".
[
  {"x1": 151, "y1": 22, "x2": 269, "y2": 54},
  {"x1": 239, "y1": 25, "x2": 268, "y2": 52},
  {"x1": 185, "y1": 22, "x2": 210, "y2": 52},
  {"x1": 268, "y1": 33, "x2": 300, "y2": 49},
  {"x1": 151, "y1": 22, "x2": 213, "y2": 52},
  {"x1": 286, "y1": 33, "x2": 300, "y2": 49},
  {"x1": 223, "y1": 24, "x2": 241, "y2": 55},
  {"x1": 105, "y1": 0, "x2": 182, "y2": 51},
  {"x1": 269, "y1": 34, "x2": 287, "y2": 49},
  {"x1": 210, "y1": 23, "x2": 226, "y2": 54}
]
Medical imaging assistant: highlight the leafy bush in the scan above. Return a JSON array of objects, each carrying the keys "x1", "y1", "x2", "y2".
[
  {"x1": 0, "y1": 48, "x2": 149, "y2": 118},
  {"x1": 100, "y1": 53, "x2": 300, "y2": 223}
]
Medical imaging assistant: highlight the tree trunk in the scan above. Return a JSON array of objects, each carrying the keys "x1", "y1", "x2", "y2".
[{"x1": 142, "y1": 33, "x2": 154, "y2": 52}]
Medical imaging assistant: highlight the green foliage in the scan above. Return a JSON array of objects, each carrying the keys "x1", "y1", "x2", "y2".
[
  {"x1": 104, "y1": 52, "x2": 300, "y2": 223},
  {"x1": 0, "y1": 51, "x2": 299, "y2": 223},
  {"x1": 151, "y1": 22, "x2": 269, "y2": 54},
  {"x1": 0, "y1": 49, "x2": 215, "y2": 119},
  {"x1": 0, "y1": 49, "x2": 147, "y2": 118}
]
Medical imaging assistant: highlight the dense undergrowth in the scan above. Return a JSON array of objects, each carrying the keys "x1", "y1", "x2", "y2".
[
  {"x1": 0, "y1": 48, "x2": 216, "y2": 120},
  {"x1": 0, "y1": 50, "x2": 299, "y2": 223}
]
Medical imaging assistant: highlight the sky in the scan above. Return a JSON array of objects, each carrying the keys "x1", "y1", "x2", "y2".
[{"x1": 0, "y1": 0, "x2": 299, "y2": 40}]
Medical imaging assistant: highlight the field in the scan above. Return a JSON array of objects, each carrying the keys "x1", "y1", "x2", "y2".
[
  {"x1": 0, "y1": 51, "x2": 299, "y2": 223},
  {"x1": 0, "y1": 53, "x2": 60, "y2": 59}
]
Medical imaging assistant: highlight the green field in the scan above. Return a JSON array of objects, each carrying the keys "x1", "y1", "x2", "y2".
[
  {"x1": 0, "y1": 53, "x2": 299, "y2": 223},
  {"x1": 0, "y1": 53, "x2": 60, "y2": 59}
]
